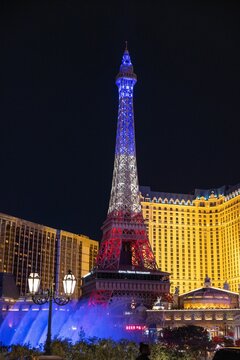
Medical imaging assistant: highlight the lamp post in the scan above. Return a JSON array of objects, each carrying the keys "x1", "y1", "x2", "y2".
[{"x1": 28, "y1": 270, "x2": 76, "y2": 355}]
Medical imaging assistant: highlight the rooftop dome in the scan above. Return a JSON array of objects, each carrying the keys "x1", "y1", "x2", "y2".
[{"x1": 183, "y1": 287, "x2": 232, "y2": 309}]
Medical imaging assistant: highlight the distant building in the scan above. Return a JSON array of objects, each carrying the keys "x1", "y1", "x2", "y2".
[
  {"x1": 145, "y1": 277, "x2": 240, "y2": 340},
  {"x1": 0, "y1": 213, "x2": 98, "y2": 298},
  {"x1": 140, "y1": 183, "x2": 240, "y2": 294}
]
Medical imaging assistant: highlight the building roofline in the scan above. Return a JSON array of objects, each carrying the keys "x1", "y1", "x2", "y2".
[
  {"x1": 140, "y1": 182, "x2": 240, "y2": 201},
  {"x1": 0, "y1": 212, "x2": 95, "y2": 241},
  {"x1": 180, "y1": 286, "x2": 239, "y2": 297}
]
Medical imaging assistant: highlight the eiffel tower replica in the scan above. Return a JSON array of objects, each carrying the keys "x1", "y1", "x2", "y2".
[{"x1": 81, "y1": 45, "x2": 170, "y2": 308}]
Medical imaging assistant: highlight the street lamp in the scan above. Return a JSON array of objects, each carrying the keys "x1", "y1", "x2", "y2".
[{"x1": 28, "y1": 270, "x2": 76, "y2": 355}]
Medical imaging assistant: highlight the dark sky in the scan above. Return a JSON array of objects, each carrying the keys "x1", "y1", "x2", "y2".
[{"x1": 1, "y1": 1, "x2": 240, "y2": 240}]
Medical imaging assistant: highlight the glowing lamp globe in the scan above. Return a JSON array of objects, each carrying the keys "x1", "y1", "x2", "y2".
[
  {"x1": 28, "y1": 272, "x2": 40, "y2": 294},
  {"x1": 63, "y1": 270, "x2": 76, "y2": 296}
]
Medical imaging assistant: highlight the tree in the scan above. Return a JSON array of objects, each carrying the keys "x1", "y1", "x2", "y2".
[
  {"x1": 162, "y1": 325, "x2": 211, "y2": 352},
  {"x1": 8, "y1": 344, "x2": 40, "y2": 360},
  {"x1": 150, "y1": 344, "x2": 197, "y2": 360},
  {"x1": 69, "y1": 337, "x2": 138, "y2": 360},
  {"x1": 51, "y1": 338, "x2": 72, "y2": 359},
  {"x1": 0, "y1": 342, "x2": 9, "y2": 360}
]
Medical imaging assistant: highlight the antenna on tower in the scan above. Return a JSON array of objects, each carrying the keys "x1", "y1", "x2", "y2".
[{"x1": 125, "y1": 40, "x2": 128, "y2": 51}]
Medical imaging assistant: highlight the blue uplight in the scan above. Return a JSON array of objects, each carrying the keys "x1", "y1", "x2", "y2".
[{"x1": 115, "y1": 49, "x2": 137, "y2": 156}]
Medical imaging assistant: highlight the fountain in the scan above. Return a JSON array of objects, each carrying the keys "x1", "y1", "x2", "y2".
[{"x1": 0, "y1": 300, "x2": 130, "y2": 347}]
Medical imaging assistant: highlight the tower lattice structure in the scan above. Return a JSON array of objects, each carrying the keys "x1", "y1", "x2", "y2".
[
  {"x1": 81, "y1": 46, "x2": 170, "y2": 307},
  {"x1": 96, "y1": 47, "x2": 157, "y2": 271}
]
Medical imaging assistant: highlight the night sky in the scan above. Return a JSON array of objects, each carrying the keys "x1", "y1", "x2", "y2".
[{"x1": 1, "y1": 1, "x2": 240, "y2": 240}]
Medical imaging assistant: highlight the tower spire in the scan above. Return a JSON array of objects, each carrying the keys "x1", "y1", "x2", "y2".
[
  {"x1": 96, "y1": 47, "x2": 157, "y2": 271},
  {"x1": 108, "y1": 46, "x2": 139, "y2": 215},
  {"x1": 81, "y1": 47, "x2": 170, "y2": 308}
]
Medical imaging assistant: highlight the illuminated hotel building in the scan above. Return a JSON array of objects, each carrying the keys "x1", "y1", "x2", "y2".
[
  {"x1": 140, "y1": 183, "x2": 240, "y2": 295},
  {"x1": 0, "y1": 213, "x2": 98, "y2": 298}
]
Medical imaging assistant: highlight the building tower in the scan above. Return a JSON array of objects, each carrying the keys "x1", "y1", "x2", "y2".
[
  {"x1": 97, "y1": 45, "x2": 157, "y2": 272},
  {"x1": 81, "y1": 45, "x2": 170, "y2": 307},
  {"x1": 140, "y1": 182, "x2": 240, "y2": 294},
  {"x1": 0, "y1": 212, "x2": 98, "y2": 299}
]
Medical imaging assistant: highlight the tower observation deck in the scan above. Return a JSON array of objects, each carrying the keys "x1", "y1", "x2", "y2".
[{"x1": 81, "y1": 46, "x2": 170, "y2": 307}]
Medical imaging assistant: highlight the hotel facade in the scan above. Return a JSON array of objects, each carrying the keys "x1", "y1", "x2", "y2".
[
  {"x1": 140, "y1": 183, "x2": 240, "y2": 295},
  {"x1": 0, "y1": 213, "x2": 98, "y2": 298}
]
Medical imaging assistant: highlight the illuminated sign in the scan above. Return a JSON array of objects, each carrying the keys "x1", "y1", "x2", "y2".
[{"x1": 125, "y1": 325, "x2": 146, "y2": 331}]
